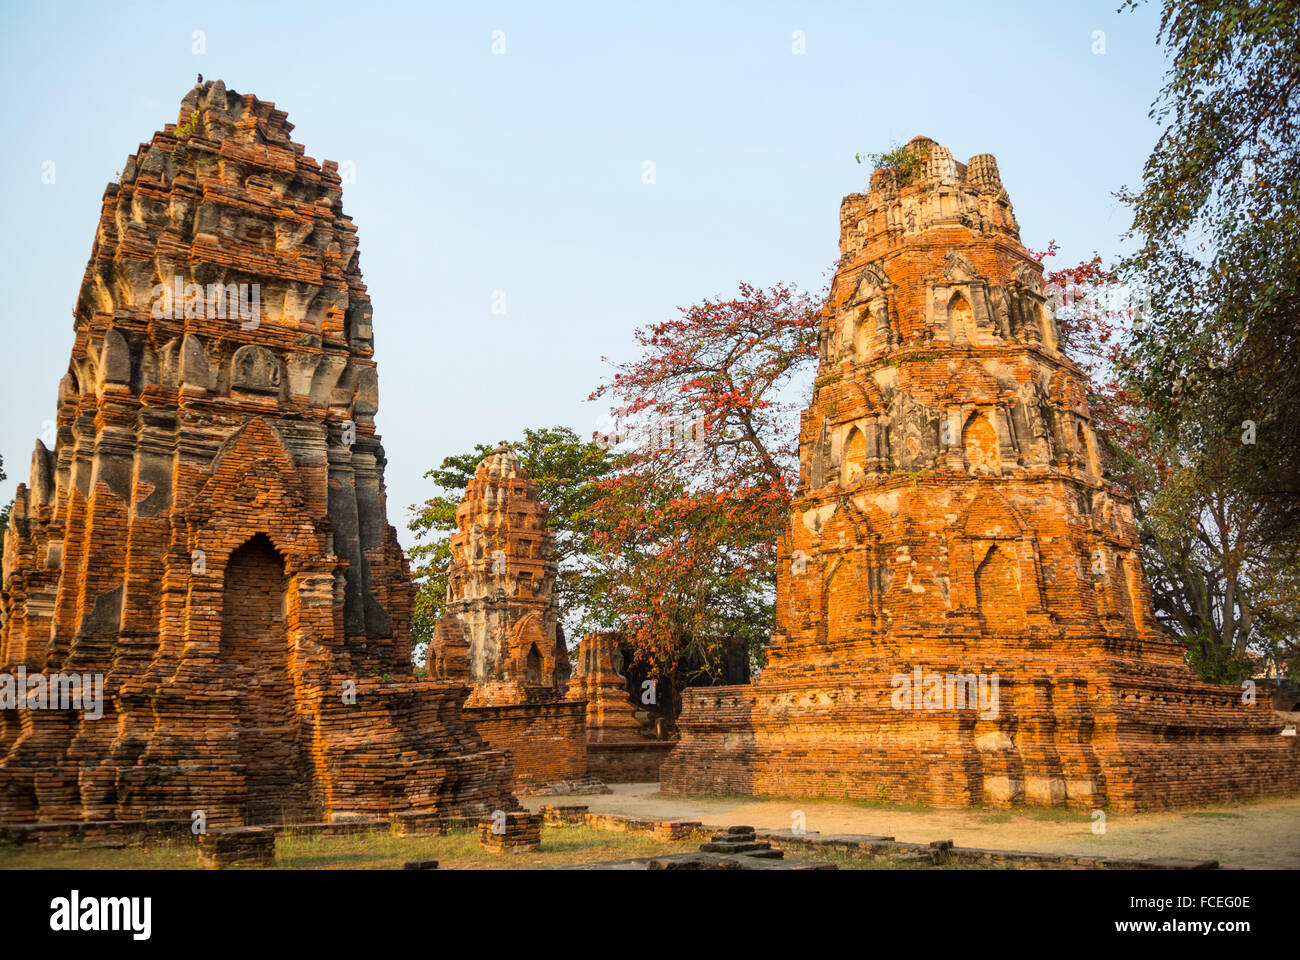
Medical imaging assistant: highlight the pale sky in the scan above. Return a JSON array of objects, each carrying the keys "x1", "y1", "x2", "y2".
[{"x1": 0, "y1": 0, "x2": 1165, "y2": 548}]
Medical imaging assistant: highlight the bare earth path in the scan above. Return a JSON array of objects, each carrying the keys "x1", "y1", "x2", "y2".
[{"x1": 524, "y1": 784, "x2": 1300, "y2": 869}]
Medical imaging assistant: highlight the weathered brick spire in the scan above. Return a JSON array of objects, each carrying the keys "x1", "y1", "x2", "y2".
[
  {"x1": 429, "y1": 448, "x2": 591, "y2": 793},
  {"x1": 0, "y1": 81, "x2": 515, "y2": 825},
  {"x1": 662, "y1": 138, "x2": 1299, "y2": 809},
  {"x1": 432, "y1": 446, "x2": 569, "y2": 701}
]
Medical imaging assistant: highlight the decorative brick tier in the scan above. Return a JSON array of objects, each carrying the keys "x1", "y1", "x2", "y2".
[
  {"x1": 464, "y1": 700, "x2": 589, "y2": 794},
  {"x1": 661, "y1": 137, "x2": 1300, "y2": 810},
  {"x1": 0, "y1": 80, "x2": 516, "y2": 826}
]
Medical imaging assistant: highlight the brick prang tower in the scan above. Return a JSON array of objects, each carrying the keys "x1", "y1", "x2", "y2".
[
  {"x1": 661, "y1": 137, "x2": 1299, "y2": 809},
  {"x1": 428, "y1": 447, "x2": 589, "y2": 794},
  {"x1": 0, "y1": 80, "x2": 516, "y2": 826},
  {"x1": 435, "y1": 446, "x2": 567, "y2": 695}
]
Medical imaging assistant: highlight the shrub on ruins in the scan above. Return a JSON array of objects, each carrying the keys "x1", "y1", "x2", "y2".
[
  {"x1": 584, "y1": 280, "x2": 821, "y2": 705},
  {"x1": 1118, "y1": 0, "x2": 1300, "y2": 544},
  {"x1": 855, "y1": 142, "x2": 925, "y2": 187},
  {"x1": 407, "y1": 427, "x2": 616, "y2": 659}
]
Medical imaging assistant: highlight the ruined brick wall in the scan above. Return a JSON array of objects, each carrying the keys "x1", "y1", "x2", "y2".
[
  {"x1": 566, "y1": 633, "x2": 671, "y2": 782},
  {"x1": 464, "y1": 701, "x2": 587, "y2": 792},
  {"x1": 587, "y1": 741, "x2": 675, "y2": 783},
  {"x1": 661, "y1": 138, "x2": 1300, "y2": 810},
  {"x1": 0, "y1": 80, "x2": 516, "y2": 825}
]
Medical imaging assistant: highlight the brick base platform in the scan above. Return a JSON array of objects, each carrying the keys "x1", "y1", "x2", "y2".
[{"x1": 660, "y1": 667, "x2": 1300, "y2": 810}]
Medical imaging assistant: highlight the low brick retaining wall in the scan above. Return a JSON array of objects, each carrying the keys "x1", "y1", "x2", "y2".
[
  {"x1": 534, "y1": 806, "x2": 1222, "y2": 870},
  {"x1": 0, "y1": 819, "x2": 194, "y2": 849},
  {"x1": 465, "y1": 700, "x2": 589, "y2": 793},
  {"x1": 755, "y1": 829, "x2": 1220, "y2": 870},
  {"x1": 0, "y1": 808, "x2": 494, "y2": 848},
  {"x1": 537, "y1": 805, "x2": 713, "y2": 841}
]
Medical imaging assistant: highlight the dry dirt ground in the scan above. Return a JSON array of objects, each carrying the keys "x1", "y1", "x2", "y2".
[{"x1": 523, "y1": 783, "x2": 1300, "y2": 869}]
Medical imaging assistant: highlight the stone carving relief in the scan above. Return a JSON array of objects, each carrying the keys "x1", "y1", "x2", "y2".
[
  {"x1": 230, "y1": 345, "x2": 282, "y2": 394},
  {"x1": 889, "y1": 392, "x2": 938, "y2": 472}
]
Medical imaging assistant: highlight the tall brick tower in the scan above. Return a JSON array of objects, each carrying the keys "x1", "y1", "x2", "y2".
[
  {"x1": 661, "y1": 137, "x2": 1298, "y2": 809},
  {"x1": 0, "y1": 81, "x2": 515, "y2": 825}
]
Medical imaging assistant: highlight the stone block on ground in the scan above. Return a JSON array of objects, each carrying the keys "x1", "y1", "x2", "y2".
[
  {"x1": 198, "y1": 827, "x2": 275, "y2": 869},
  {"x1": 478, "y1": 812, "x2": 542, "y2": 853}
]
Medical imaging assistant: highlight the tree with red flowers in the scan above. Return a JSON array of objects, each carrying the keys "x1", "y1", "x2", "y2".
[{"x1": 584, "y1": 280, "x2": 822, "y2": 706}]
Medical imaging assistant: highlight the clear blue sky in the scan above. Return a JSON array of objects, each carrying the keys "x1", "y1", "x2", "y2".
[{"x1": 0, "y1": 0, "x2": 1165, "y2": 548}]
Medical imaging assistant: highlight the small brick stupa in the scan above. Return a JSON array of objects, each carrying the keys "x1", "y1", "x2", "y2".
[
  {"x1": 0, "y1": 81, "x2": 515, "y2": 826},
  {"x1": 568, "y1": 634, "x2": 642, "y2": 742},
  {"x1": 429, "y1": 448, "x2": 590, "y2": 792},
  {"x1": 567, "y1": 632, "x2": 675, "y2": 782},
  {"x1": 661, "y1": 137, "x2": 1300, "y2": 810}
]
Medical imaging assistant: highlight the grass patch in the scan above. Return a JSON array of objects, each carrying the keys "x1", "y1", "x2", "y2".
[
  {"x1": 971, "y1": 805, "x2": 1095, "y2": 824},
  {"x1": 275, "y1": 826, "x2": 702, "y2": 869},
  {"x1": 0, "y1": 840, "x2": 202, "y2": 870},
  {"x1": 0, "y1": 825, "x2": 974, "y2": 870},
  {"x1": 0, "y1": 826, "x2": 703, "y2": 871}
]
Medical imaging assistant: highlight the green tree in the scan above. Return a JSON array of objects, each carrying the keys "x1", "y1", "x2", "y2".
[
  {"x1": 1135, "y1": 438, "x2": 1300, "y2": 683},
  {"x1": 1111, "y1": 0, "x2": 1300, "y2": 680},
  {"x1": 1042, "y1": 247, "x2": 1300, "y2": 684},
  {"x1": 406, "y1": 427, "x2": 617, "y2": 659},
  {"x1": 1119, "y1": 0, "x2": 1300, "y2": 542}
]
